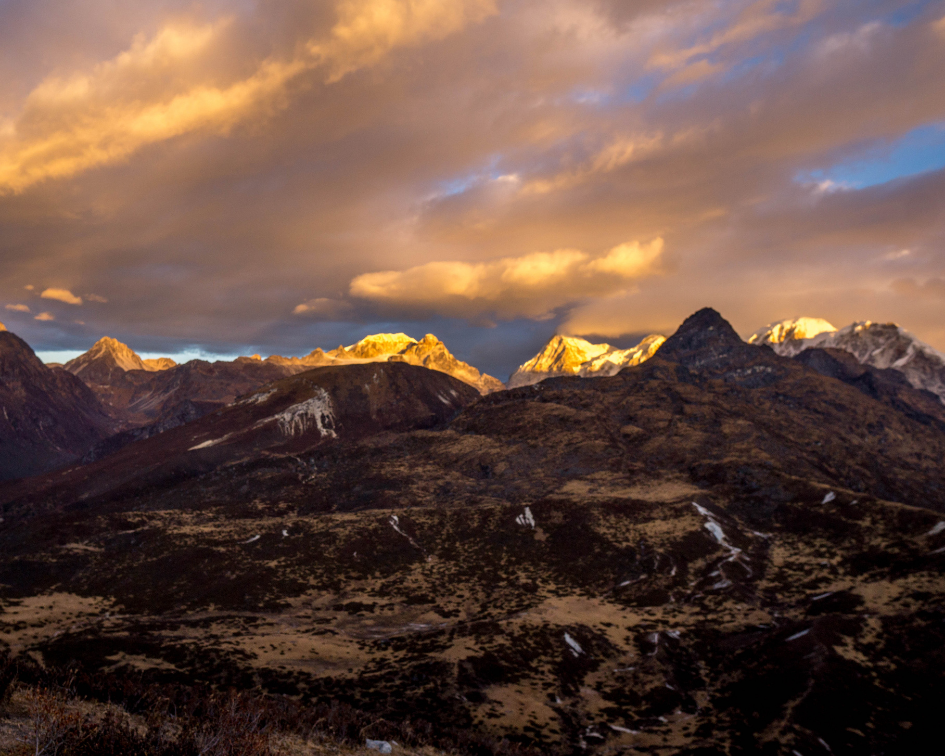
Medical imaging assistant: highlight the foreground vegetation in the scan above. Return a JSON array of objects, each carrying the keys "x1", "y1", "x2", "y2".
[{"x1": 0, "y1": 651, "x2": 538, "y2": 756}]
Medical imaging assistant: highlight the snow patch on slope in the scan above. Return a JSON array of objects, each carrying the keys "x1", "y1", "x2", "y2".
[
  {"x1": 515, "y1": 507, "x2": 535, "y2": 528},
  {"x1": 238, "y1": 388, "x2": 276, "y2": 406},
  {"x1": 189, "y1": 432, "x2": 234, "y2": 451},
  {"x1": 257, "y1": 389, "x2": 337, "y2": 438}
]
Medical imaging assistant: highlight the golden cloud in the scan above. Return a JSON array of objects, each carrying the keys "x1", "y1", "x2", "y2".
[
  {"x1": 311, "y1": 0, "x2": 498, "y2": 82},
  {"x1": 521, "y1": 133, "x2": 664, "y2": 196},
  {"x1": 34, "y1": 312, "x2": 55, "y2": 321},
  {"x1": 350, "y1": 238, "x2": 664, "y2": 319},
  {"x1": 292, "y1": 297, "x2": 354, "y2": 318},
  {"x1": 0, "y1": 1, "x2": 495, "y2": 193},
  {"x1": 40, "y1": 288, "x2": 83, "y2": 305},
  {"x1": 5, "y1": 304, "x2": 30, "y2": 313}
]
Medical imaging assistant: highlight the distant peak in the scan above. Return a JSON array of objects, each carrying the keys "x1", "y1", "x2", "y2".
[
  {"x1": 749, "y1": 317, "x2": 836, "y2": 345},
  {"x1": 90, "y1": 336, "x2": 135, "y2": 355},
  {"x1": 343, "y1": 333, "x2": 418, "y2": 360},
  {"x1": 66, "y1": 335, "x2": 147, "y2": 375},
  {"x1": 0, "y1": 321, "x2": 6, "y2": 332},
  {"x1": 142, "y1": 357, "x2": 176, "y2": 371}
]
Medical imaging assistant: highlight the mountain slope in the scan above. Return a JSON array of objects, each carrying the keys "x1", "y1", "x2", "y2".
[
  {"x1": 507, "y1": 333, "x2": 665, "y2": 388},
  {"x1": 0, "y1": 361, "x2": 479, "y2": 511},
  {"x1": 752, "y1": 318, "x2": 945, "y2": 403},
  {"x1": 0, "y1": 331, "x2": 115, "y2": 480},
  {"x1": 0, "y1": 309, "x2": 942, "y2": 754}
]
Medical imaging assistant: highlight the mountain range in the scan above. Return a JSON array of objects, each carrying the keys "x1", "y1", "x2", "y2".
[
  {"x1": 751, "y1": 317, "x2": 945, "y2": 403},
  {"x1": 2, "y1": 313, "x2": 944, "y2": 481},
  {"x1": 1, "y1": 307, "x2": 942, "y2": 754}
]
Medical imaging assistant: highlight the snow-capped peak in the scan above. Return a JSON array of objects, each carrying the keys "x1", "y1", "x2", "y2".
[
  {"x1": 508, "y1": 333, "x2": 666, "y2": 388},
  {"x1": 341, "y1": 333, "x2": 418, "y2": 360},
  {"x1": 516, "y1": 335, "x2": 613, "y2": 377},
  {"x1": 749, "y1": 317, "x2": 837, "y2": 348},
  {"x1": 754, "y1": 318, "x2": 945, "y2": 404}
]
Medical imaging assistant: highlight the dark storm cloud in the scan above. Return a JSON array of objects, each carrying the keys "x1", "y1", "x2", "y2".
[{"x1": 0, "y1": 0, "x2": 943, "y2": 377}]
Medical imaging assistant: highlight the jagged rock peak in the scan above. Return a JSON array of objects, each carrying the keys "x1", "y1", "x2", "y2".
[
  {"x1": 658, "y1": 308, "x2": 744, "y2": 359},
  {"x1": 749, "y1": 317, "x2": 837, "y2": 347}
]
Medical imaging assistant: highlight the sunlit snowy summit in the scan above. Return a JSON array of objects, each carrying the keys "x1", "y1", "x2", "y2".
[
  {"x1": 752, "y1": 318, "x2": 945, "y2": 403},
  {"x1": 507, "y1": 334, "x2": 666, "y2": 388}
]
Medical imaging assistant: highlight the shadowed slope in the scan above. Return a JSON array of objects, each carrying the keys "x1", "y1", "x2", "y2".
[{"x1": 0, "y1": 331, "x2": 115, "y2": 480}]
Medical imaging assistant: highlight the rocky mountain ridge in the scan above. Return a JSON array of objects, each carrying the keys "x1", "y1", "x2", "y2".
[{"x1": 753, "y1": 317, "x2": 945, "y2": 403}]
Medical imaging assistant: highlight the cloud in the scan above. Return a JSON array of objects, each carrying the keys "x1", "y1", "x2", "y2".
[
  {"x1": 649, "y1": 0, "x2": 824, "y2": 71},
  {"x1": 0, "y1": 20, "x2": 306, "y2": 194},
  {"x1": 40, "y1": 288, "x2": 82, "y2": 305},
  {"x1": 86, "y1": 294, "x2": 108, "y2": 303},
  {"x1": 5, "y1": 303, "x2": 29, "y2": 312},
  {"x1": 292, "y1": 297, "x2": 354, "y2": 318},
  {"x1": 34, "y1": 312, "x2": 55, "y2": 321},
  {"x1": 311, "y1": 0, "x2": 498, "y2": 82},
  {"x1": 350, "y1": 238, "x2": 664, "y2": 319},
  {"x1": 891, "y1": 277, "x2": 945, "y2": 300},
  {"x1": 0, "y1": 1, "x2": 498, "y2": 194},
  {"x1": 2, "y1": 0, "x2": 945, "y2": 372}
]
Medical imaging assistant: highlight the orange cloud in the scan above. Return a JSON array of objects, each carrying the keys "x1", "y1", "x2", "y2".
[
  {"x1": 935, "y1": 14, "x2": 945, "y2": 38},
  {"x1": 41, "y1": 288, "x2": 83, "y2": 305},
  {"x1": 34, "y1": 312, "x2": 55, "y2": 321},
  {"x1": 0, "y1": 1, "x2": 496, "y2": 193},
  {"x1": 312, "y1": 0, "x2": 498, "y2": 82},
  {"x1": 350, "y1": 238, "x2": 664, "y2": 319},
  {"x1": 292, "y1": 298, "x2": 354, "y2": 318},
  {"x1": 892, "y1": 277, "x2": 945, "y2": 300},
  {"x1": 5, "y1": 304, "x2": 29, "y2": 312}
]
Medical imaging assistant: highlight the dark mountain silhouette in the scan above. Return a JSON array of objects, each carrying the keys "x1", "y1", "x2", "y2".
[{"x1": 0, "y1": 331, "x2": 115, "y2": 480}]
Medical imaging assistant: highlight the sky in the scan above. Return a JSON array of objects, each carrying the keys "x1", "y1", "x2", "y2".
[{"x1": 1, "y1": 0, "x2": 944, "y2": 380}]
